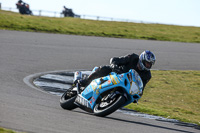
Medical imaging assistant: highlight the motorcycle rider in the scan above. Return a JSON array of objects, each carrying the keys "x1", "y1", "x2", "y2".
[
  {"x1": 75, "y1": 50, "x2": 156, "y2": 97},
  {"x1": 16, "y1": 0, "x2": 23, "y2": 8},
  {"x1": 16, "y1": 0, "x2": 32, "y2": 15}
]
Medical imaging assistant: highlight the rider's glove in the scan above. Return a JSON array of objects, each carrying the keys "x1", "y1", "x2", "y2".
[{"x1": 73, "y1": 79, "x2": 88, "y2": 87}]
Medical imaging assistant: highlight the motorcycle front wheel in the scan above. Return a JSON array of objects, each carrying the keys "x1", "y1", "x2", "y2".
[
  {"x1": 93, "y1": 92, "x2": 125, "y2": 117},
  {"x1": 60, "y1": 89, "x2": 78, "y2": 110}
]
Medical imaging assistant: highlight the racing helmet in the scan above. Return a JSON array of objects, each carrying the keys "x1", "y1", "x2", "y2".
[{"x1": 139, "y1": 50, "x2": 156, "y2": 71}]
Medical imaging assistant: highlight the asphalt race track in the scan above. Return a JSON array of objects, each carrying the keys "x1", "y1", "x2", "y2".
[{"x1": 0, "y1": 30, "x2": 200, "y2": 133}]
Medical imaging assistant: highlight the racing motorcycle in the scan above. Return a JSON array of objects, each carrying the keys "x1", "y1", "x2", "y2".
[
  {"x1": 60, "y1": 67, "x2": 143, "y2": 117},
  {"x1": 16, "y1": 1, "x2": 33, "y2": 15}
]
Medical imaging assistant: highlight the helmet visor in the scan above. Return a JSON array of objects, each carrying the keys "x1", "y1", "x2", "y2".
[{"x1": 143, "y1": 60, "x2": 152, "y2": 69}]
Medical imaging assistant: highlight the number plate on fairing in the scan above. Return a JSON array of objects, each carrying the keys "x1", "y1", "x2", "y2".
[{"x1": 75, "y1": 94, "x2": 91, "y2": 108}]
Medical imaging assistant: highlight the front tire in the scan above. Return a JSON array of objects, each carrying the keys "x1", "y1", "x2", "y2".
[
  {"x1": 60, "y1": 89, "x2": 77, "y2": 110},
  {"x1": 93, "y1": 94, "x2": 125, "y2": 117}
]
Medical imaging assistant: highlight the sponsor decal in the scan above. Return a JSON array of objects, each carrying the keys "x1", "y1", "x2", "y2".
[
  {"x1": 92, "y1": 97, "x2": 95, "y2": 102},
  {"x1": 90, "y1": 81, "x2": 101, "y2": 95},
  {"x1": 127, "y1": 72, "x2": 132, "y2": 82},
  {"x1": 119, "y1": 74, "x2": 124, "y2": 80},
  {"x1": 91, "y1": 81, "x2": 97, "y2": 91},
  {"x1": 110, "y1": 74, "x2": 119, "y2": 85},
  {"x1": 90, "y1": 96, "x2": 96, "y2": 105}
]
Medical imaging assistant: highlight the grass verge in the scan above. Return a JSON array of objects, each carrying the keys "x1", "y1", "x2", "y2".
[
  {"x1": 0, "y1": 127, "x2": 23, "y2": 133},
  {"x1": 0, "y1": 10, "x2": 200, "y2": 43},
  {"x1": 125, "y1": 70, "x2": 200, "y2": 125}
]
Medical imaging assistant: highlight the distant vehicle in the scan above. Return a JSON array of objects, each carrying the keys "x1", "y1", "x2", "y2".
[
  {"x1": 16, "y1": 0, "x2": 33, "y2": 15},
  {"x1": 62, "y1": 6, "x2": 80, "y2": 18}
]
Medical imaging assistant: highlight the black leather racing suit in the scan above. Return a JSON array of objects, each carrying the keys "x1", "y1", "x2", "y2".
[{"x1": 82, "y1": 53, "x2": 152, "y2": 95}]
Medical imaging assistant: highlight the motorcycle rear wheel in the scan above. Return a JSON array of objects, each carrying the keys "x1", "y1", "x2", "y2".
[
  {"x1": 93, "y1": 93, "x2": 125, "y2": 117},
  {"x1": 60, "y1": 89, "x2": 78, "y2": 110}
]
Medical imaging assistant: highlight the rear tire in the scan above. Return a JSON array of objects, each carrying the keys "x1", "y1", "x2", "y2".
[
  {"x1": 60, "y1": 89, "x2": 77, "y2": 110},
  {"x1": 93, "y1": 94, "x2": 125, "y2": 117}
]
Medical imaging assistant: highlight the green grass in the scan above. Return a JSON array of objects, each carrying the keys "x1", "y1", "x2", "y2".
[
  {"x1": 0, "y1": 10, "x2": 200, "y2": 43},
  {"x1": 0, "y1": 127, "x2": 23, "y2": 133},
  {"x1": 125, "y1": 70, "x2": 200, "y2": 125}
]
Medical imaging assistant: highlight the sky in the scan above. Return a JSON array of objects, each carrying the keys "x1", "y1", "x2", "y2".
[{"x1": 0, "y1": 0, "x2": 200, "y2": 27}]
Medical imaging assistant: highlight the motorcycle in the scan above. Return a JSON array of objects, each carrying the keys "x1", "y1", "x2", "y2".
[
  {"x1": 62, "y1": 8, "x2": 80, "y2": 18},
  {"x1": 60, "y1": 67, "x2": 143, "y2": 117},
  {"x1": 16, "y1": 2, "x2": 33, "y2": 15}
]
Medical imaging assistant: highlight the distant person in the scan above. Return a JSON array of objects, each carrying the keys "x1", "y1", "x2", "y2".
[
  {"x1": 63, "y1": 6, "x2": 68, "y2": 11},
  {"x1": 62, "y1": 5, "x2": 75, "y2": 17},
  {"x1": 18, "y1": 0, "x2": 23, "y2": 4},
  {"x1": 16, "y1": 0, "x2": 23, "y2": 8},
  {"x1": 16, "y1": 0, "x2": 32, "y2": 15},
  {"x1": 62, "y1": 6, "x2": 68, "y2": 17}
]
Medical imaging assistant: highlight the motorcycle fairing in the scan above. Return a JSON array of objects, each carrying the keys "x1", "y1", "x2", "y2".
[
  {"x1": 79, "y1": 73, "x2": 120, "y2": 109},
  {"x1": 75, "y1": 69, "x2": 142, "y2": 110}
]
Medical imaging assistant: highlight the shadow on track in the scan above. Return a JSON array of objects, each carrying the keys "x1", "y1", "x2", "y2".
[
  {"x1": 71, "y1": 110, "x2": 198, "y2": 133},
  {"x1": 105, "y1": 116, "x2": 198, "y2": 133}
]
